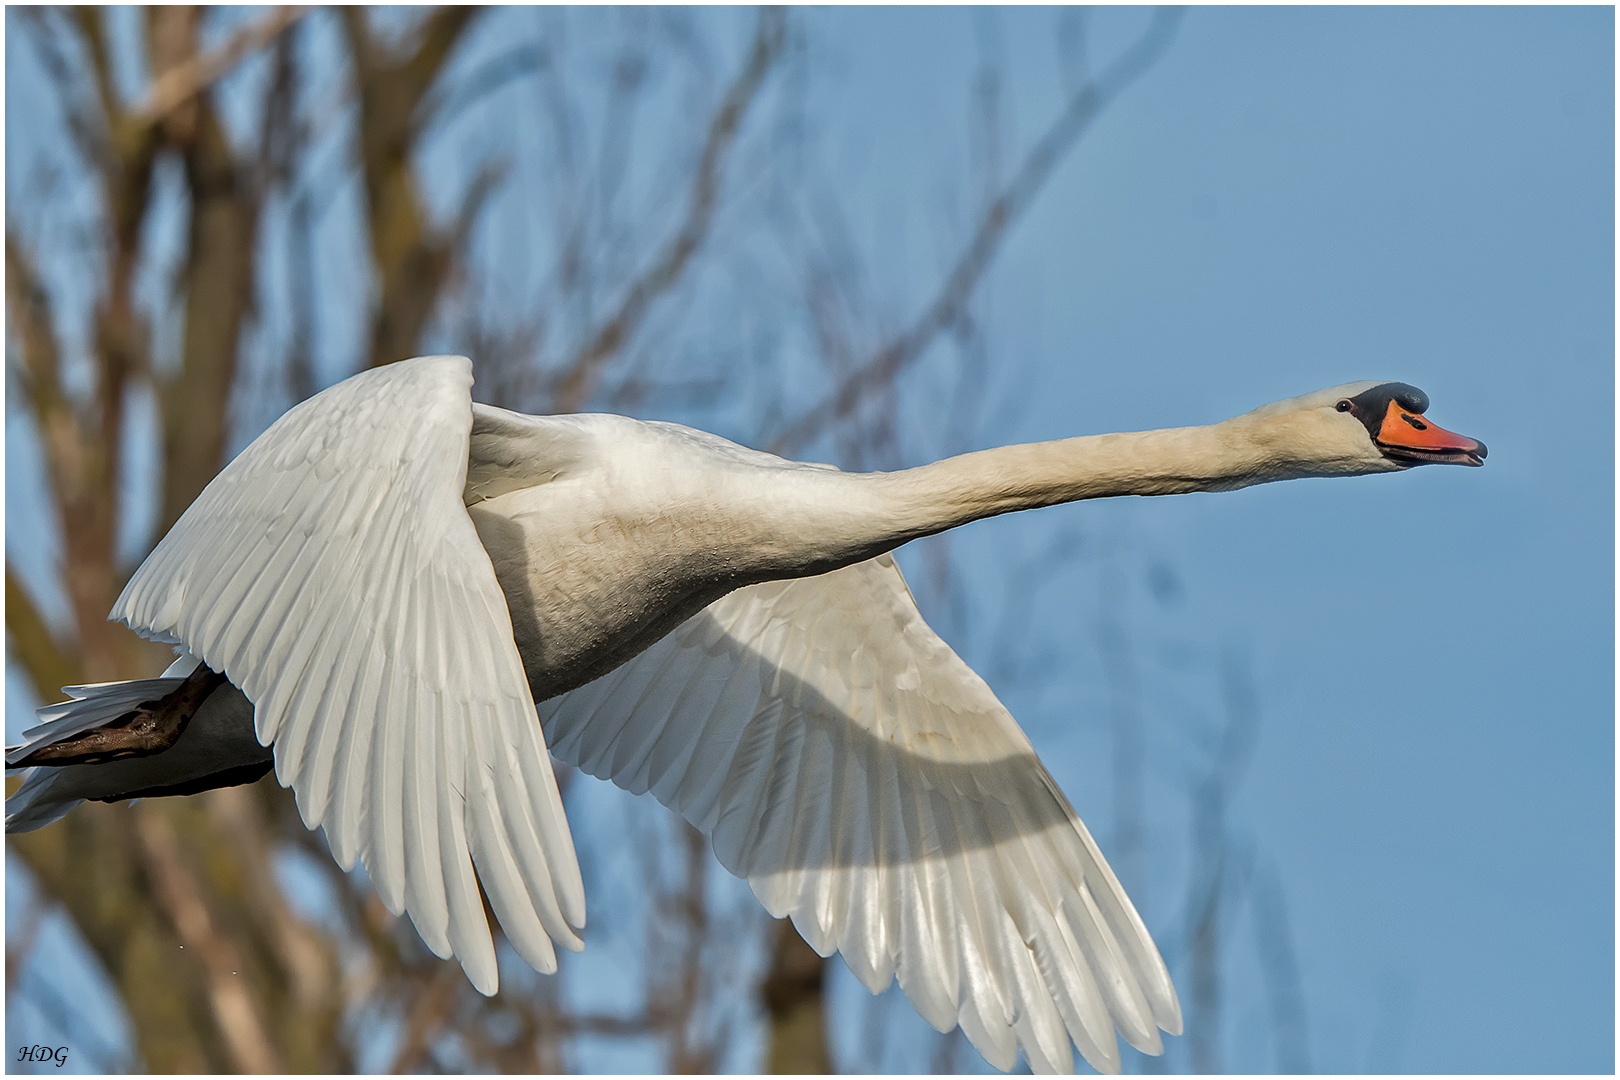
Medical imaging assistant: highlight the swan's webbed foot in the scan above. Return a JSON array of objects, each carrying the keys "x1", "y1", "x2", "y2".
[{"x1": 14, "y1": 664, "x2": 229, "y2": 767}]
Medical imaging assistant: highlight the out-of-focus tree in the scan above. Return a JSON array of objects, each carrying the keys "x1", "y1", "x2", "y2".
[{"x1": 6, "y1": 6, "x2": 1311, "y2": 1074}]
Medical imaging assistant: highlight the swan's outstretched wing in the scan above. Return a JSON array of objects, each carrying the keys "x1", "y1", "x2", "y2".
[
  {"x1": 540, "y1": 554, "x2": 1181, "y2": 1074},
  {"x1": 111, "y1": 355, "x2": 584, "y2": 993}
]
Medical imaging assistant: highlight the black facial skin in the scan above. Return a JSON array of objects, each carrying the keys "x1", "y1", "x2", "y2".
[{"x1": 1336, "y1": 382, "x2": 1430, "y2": 442}]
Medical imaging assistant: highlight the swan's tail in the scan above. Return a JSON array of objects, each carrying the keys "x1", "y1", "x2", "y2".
[{"x1": 6, "y1": 656, "x2": 272, "y2": 833}]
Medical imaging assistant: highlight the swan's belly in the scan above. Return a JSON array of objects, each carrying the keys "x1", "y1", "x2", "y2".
[
  {"x1": 463, "y1": 425, "x2": 902, "y2": 702},
  {"x1": 467, "y1": 487, "x2": 759, "y2": 702}
]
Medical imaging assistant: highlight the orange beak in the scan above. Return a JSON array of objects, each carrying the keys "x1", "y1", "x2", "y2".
[{"x1": 1376, "y1": 400, "x2": 1487, "y2": 466}]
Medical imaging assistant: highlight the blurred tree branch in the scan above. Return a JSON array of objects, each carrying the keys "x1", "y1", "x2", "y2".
[
  {"x1": 155, "y1": 18, "x2": 268, "y2": 539},
  {"x1": 770, "y1": 6, "x2": 1183, "y2": 456},
  {"x1": 552, "y1": 6, "x2": 787, "y2": 413},
  {"x1": 1173, "y1": 649, "x2": 1263, "y2": 1074},
  {"x1": 135, "y1": 6, "x2": 309, "y2": 126},
  {"x1": 761, "y1": 918, "x2": 832, "y2": 1073},
  {"x1": 7, "y1": 230, "x2": 123, "y2": 681},
  {"x1": 342, "y1": 5, "x2": 482, "y2": 370},
  {"x1": 133, "y1": 804, "x2": 284, "y2": 1073},
  {"x1": 1251, "y1": 861, "x2": 1311, "y2": 1073},
  {"x1": 4, "y1": 565, "x2": 79, "y2": 703}
]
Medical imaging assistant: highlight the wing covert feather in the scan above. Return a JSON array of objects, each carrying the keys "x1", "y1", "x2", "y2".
[
  {"x1": 540, "y1": 554, "x2": 1180, "y2": 1074},
  {"x1": 110, "y1": 356, "x2": 583, "y2": 993}
]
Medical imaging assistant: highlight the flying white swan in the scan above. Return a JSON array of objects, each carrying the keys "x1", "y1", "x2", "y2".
[{"x1": 5, "y1": 356, "x2": 1483, "y2": 1073}]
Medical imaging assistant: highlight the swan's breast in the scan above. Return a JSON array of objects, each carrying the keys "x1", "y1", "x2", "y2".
[{"x1": 465, "y1": 416, "x2": 887, "y2": 701}]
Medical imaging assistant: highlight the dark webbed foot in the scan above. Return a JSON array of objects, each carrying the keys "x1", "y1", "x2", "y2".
[{"x1": 15, "y1": 664, "x2": 229, "y2": 767}]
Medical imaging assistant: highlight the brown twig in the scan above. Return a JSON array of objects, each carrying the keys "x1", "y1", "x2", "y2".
[
  {"x1": 668, "y1": 820, "x2": 713, "y2": 1072},
  {"x1": 760, "y1": 918, "x2": 831, "y2": 1073},
  {"x1": 14, "y1": 665, "x2": 225, "y2": 767},
  {"x1": 415, "y1": 43, "x2": 548, "y2": 141},
  {"x1": 1251, "y1": 862, "x2": 1311, "y2": 1073},
  {"x1": 134, "y1": 7, "x2": 310, "y2": 126},
  {"x1": 342, "y1": 5, "x2": 483, "y2": 369},
  {"x1": 134, "y1": 805, "x2": 285, "y2": 1073},
  {"x1": 5, "y1": 572, "x2": 81, "y2": 715},
  {"x1": 5, "y1": 235, "x2": 129, "y2": 681},
  {"x1": 64, "y1": 8, "x2": 123, "y2": 137},
  {"x1": 769, "y1": 7, "x2": 1183, "y2": 456},
  {"x1": 551, "y1": 6, "x2": 787, "y2": 413},
  {"x1": 387, "y1": 962, "x2": 464, "y2": 1073},
  {"x1": 1178, "y1": 648, "x2": 1264, "y2": 1073},
  {"x1": 203, "y1": 785, "x2": 342, "y2": 1016}
]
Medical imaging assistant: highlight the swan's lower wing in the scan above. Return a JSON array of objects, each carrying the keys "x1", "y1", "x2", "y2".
[
  {"x1": 540, "y1": 554, "x2": 1181, "y2": 1074},
  {"x1": 110, "y1": 355, "x2": 584, "y2": 994}
]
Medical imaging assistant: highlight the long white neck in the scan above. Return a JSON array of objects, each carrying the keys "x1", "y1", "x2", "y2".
[
  {"x1": 759, "y1": 411, "x2": 1388, "y2": 573},
  {"x1": 882, "y1": 423, "x2": 1253, "y2": 533}
]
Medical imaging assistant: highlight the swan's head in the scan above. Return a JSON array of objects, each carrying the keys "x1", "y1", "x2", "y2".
[{"x1": 1231, "y1": 381, "x2": 1486, "y2": 478}]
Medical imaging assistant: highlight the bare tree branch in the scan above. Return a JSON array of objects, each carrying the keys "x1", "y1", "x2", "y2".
[
  {"x1": 770, "y1": 7, "x2": 1183, "y2": 456},
  {"x1": 342, "y1": 5, "x2": 483, "y2": 369},
  {"x1": 133, "y1": 7, "x2": 309, "y2": 126},
  {"x1": 551, "y1": 1011, "x2": 664, "y2": 1036},
  {"x1": 9, "y1": 802, "x2": 225, "y2": 1071},
  {"x1": 154, "y1": 66, "x2": 263, "y2": 540},
  {"x1": 256, "y1": 15, "x2": 304, "y2": 191},
  {"x1": 386, "y1": 962, "x2": 464, "y2": 1073},
  {"x1": 1252, "y1": 862, "x2": 1311, "y2": 1073},
  {"x1": 551, "y1": 6, "x2": 787, "y2": 413},
  {"x1": 202, "y1": 785, "x2": 345, "y2": 1044},
  {"x1": 16, "y1": 8, "x2": 117, "y2": 170},
  {"x1": 1179, "y1": 648, "x2": 1264, "y2": 1074},
  {"x1": 134, "y1": 805, "x2": 284, "y2": 1073},
  {"x1": 5, "y1": 564, "x2": 80, "y2": 702},
  {"x1": 284, "y1": 189, "x2": 320, "y2": 405},
  {"x1": 64, "y1": 7, "x2": 123, "y2": 136},
  {"x1": 451, "y1": 158, "x2": 511, "y2": 253},
  {"x1": 10, "y1": 15, "x2": 352, "y2": 1072},
  {"x1": 1099, "y1": 548, "x2": 1149, "y2": 905},
  {"x1": 667, "y1": 821, "x2": 713, "y2": 1072},
  {"x1": 760, "y1": 918, "x2": 831, "y2": 1073},
  {"x1": 415, "y1": 43, "x2": 548, "y2": 140},
  {"x1": 5, "y1": 233, "x2": 128, "y2": 680}
]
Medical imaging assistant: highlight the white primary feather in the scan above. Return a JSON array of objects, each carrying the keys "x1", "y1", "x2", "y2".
[
  {"x1": 540, "y1": 553, "x2": 1182, "y2": 1073},
  {"x1": 108, "y1": 355, "x2": 585, "y2": 993}
]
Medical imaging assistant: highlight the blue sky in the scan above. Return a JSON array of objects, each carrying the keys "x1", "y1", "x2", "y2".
[
  {"x1": 787, "y1": 6, "x2": 1613, "y2": 1072},
  {"x1": 7, "y1": 6, "x2": 1613, "y2": 1074}
]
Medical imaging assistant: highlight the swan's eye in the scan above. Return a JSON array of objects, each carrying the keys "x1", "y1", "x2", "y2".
[{"x1": 1335, "y1": 399, "x2": 1353, "y2": 413}]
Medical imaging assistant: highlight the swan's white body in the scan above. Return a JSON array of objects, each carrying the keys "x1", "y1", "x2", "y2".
[{"x1": 5, "y1": 356, "x2": 1482, "y2": 1073}]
